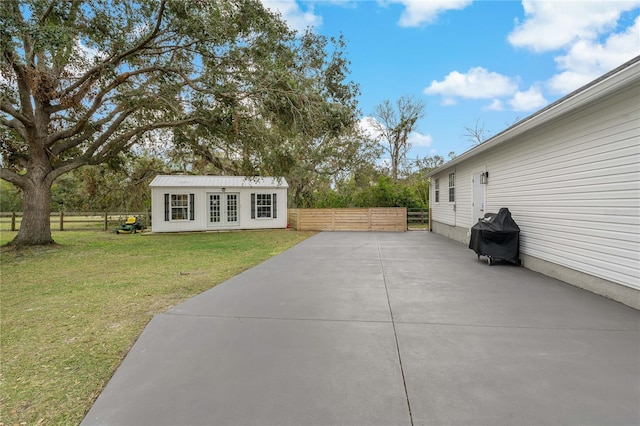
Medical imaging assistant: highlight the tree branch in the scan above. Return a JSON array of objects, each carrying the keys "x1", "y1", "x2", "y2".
[
  {"x1": 47, "y1": 118, "x2": 182, "y2": 181},
  {"x1": 0, "y1": 115, "x2": 28, "y2": 140},
  {"x1": 49, "y1": 116, "x2": 199, "y2": 179},
  {"x1": 56, "y1": 0, "x2": 168, "y2": 100},
  {"x1": 1, "y1": 97, "x2": 33, "y2": 127},
  {"x1": 45, "y1": 66, "x2": 168, "y2": 146},
  {"x1": 49, "y1": 105, "x2": 129, "y2": 154},
  {"x1": 38, "y1": 1, "x2": 56, "y2": 24},
  {"x1": 3, "y1": 49, "x2": 35, "y2": 122},
  {"x1": 0, "y1": 167, "x2": 28, "y2": 189}
]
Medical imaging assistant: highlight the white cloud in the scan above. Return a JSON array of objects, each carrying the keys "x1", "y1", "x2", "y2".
[
  {"x1": 483, "y1": 99, "x2": 504, "y2": 111},
  {"x1": 509, "y1": 86, "x2": 547, "y2": 112},
  {"x1": 508, "y1": 1, "x2": 640, "y2": 96},
  {"x1": 387, "y1": 0, "x2": 472, "y2": 27},
  {"x1": 359, "y1": 116, "x2": 378, "y2": 138},
  {"x1": 547, "y1": 16, "x2": 640, "y2": 94},
  {"x1": 65, "y1": 39, "x2": 107, "y2": 77},
  {"x1": 441, "y1": 98, "x2": 457, "y2": 106},
  {"x1": 546, "y1": 69, "x2": 596, "y2": 96},
  {"x1": 260, "y1": 0, "x2": 322, "y2": 31},
  {"x1": 408, "y1": 131, "x2": 433, "y2": 147},
  {"x1": 76, "y1": 39, "x2": 106, "y2": 62},
  {"x1": 508, "y1": 1, "x2": 640, "y2": 53},
  {"x1": 424, "y1": 67, "x2": 519, "y2": 99},
  {"x1": 377, "y1": 157, "x2": 392, "y2": 169}
]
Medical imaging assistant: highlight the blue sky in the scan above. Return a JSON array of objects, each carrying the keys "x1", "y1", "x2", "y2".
[{"x1": 262, "y1": 0, "x2": 640, "y2": 161}]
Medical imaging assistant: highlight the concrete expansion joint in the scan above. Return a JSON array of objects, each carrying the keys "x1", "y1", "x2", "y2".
[
  {"x1": 376, "y1": 233, "x2": 414, "y2": 426},
  {"x1": 161, "y1": 311, "x2": 393, "y2": 324},
  {"x1": 392, "y1": 319, "x2": 639, "y2": 333}
]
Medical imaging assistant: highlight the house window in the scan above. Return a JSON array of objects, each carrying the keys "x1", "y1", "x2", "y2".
[
  {"x1": 164, "y1": 193, "x2": 194, "y2": 221},
  {"x1": 434, "y1": 178, "x2": 440, "y2": 203},
  {"x1": 251, "y1": 193, "x2": 278, "y2": 219},
  {"x1": 448, "y1": 172, "x2": 455, "y2": 203}
]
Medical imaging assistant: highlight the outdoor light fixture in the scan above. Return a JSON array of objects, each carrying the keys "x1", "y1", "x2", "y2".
[{"x1": 480, "y1": 172, "x2": 489, "y2": 184}]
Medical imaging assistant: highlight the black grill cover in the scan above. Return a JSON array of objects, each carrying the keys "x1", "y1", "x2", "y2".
[{"x1": 469, "y1": 208, "x2": 520, "y2": 263}]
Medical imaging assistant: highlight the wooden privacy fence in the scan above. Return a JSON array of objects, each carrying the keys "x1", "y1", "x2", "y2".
[
  {"x1": 0, "y1": 212, "x2": 150, "y2": 232},
  {"x1": 288, "y1": 208, "x2": 407, "y2": 232}
]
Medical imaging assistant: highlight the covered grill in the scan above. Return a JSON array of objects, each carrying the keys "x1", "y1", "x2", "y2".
[{"x1": 469, "y1": 207, "x2": 520, "y2": 265}]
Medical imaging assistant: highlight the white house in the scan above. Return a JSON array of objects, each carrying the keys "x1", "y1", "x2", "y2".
[
  {"x1": 149, "y1": 175, "x2": 288, "y2": 233},
  {"x1": 426, "y1": 56, "x2": 640, "y2": 309}
]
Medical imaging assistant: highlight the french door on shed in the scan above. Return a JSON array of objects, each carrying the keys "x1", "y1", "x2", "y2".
[{"x1": 208, "y1": 192, "x2": 239, "y2": 227}]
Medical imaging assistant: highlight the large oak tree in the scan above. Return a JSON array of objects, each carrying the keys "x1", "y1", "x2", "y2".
[
  {"x1": 167, "y1": 32, "x2": 370, "y2": 207},
  {"x1": 1, "y1": 0, "x2": 354, "y2": 246}
]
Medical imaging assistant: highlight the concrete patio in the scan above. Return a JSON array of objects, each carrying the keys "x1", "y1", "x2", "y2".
[{"x1": 82, "y1": 231, "x2": 640, "y2": 426}]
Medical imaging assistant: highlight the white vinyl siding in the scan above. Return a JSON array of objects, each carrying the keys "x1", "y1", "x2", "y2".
[
  {"x1": 488, "y1": 89, "x2": 639, "y2": 290},
  {"x1": 430, "y1": 164, "x2": 473, "y2": 228},
  {"x1": 429, "y1": 82, "x2": 640, "y2": 290},
  {"x1": 431, "y1": 172, "x2": 456, "y2": 226}
]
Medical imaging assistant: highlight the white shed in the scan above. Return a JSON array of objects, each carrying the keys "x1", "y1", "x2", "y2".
[
  {"x1": 149, "y1": 175, "x2": 288, "y2": 233},
  {"x1": 426, "y1": 56, "x2": 640, "y2": 309}
]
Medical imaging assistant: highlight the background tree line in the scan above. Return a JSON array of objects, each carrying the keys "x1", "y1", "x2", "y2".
[
  {"x1": 1, "y1": 0, "x2": 454, "y2": 245},
  {"x1": 0, "y1": 147, "x2": 448, "y2": 213}
]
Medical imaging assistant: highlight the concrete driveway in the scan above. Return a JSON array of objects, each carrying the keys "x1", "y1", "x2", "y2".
[{"x1": 82, "y1": 231, "x2": 639, "y2": 426}]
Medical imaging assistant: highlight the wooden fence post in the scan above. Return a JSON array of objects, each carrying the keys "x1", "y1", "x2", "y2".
[
  {"x1": 104, "y1": 212, "x2": 108, "y2": 231},
  {"x1": 11, "y1": 212, "x2": 16, "y2": 231},
  {"x1": 59, "y1": 211, "x2": 64, "y2": 231}
]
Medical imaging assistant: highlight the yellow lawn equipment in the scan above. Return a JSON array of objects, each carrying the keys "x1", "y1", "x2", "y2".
[{"x1": 115, "y1": 216, "x2": 144, "y2": 234}]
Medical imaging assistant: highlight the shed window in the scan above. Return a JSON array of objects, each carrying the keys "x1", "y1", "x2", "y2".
[
  {"x1": 434, "y1": 178, "x2": 440, "y2": 203},
  {"x1": 164, "y1": 193, "x2": 194, "y2": 221},
  {"x1": 251, "y1": 193, "x2": 278, "y2": 219},
  {"x1": 257, "y1": 194, "x2": 271, "y2": 218},
  {"x1": 448, "y1": 172, "x2": 455, "y2": 203}
]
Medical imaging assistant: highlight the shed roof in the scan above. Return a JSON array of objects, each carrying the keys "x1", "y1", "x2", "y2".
[
  {"x1": 426, "y1": 55, "x2": 640, "y2": 177},
  {"x1": 149, "y1": 175, "x2": 288, "y2": 188}
]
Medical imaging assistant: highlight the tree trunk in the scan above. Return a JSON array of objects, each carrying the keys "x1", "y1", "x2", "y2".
[
  {"x1": 293, "y1": 185, "x2": 303, "y2": 208},
  {"x1": 391, "y1": 154, "x2": 399, "y2": 185},
  {"x1": 8, "y1": 179, "x2": 54, "y2": 246}
]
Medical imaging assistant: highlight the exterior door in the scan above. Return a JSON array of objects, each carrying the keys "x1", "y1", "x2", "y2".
[
  {"x1": 472, "y1": 172, "x2": 485, "y2": 222},
  {"x1": 208, "y1": 192, "x2": 239, "y2": 227},
  {"x1": 224, "y1": 193, "x2": 238, "y2": 226}
]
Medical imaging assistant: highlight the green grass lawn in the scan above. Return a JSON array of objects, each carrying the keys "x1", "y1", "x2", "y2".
[{"x1": 0, "y1": 229, "x2": 315, "y2": 425}]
